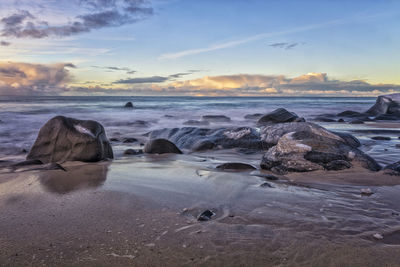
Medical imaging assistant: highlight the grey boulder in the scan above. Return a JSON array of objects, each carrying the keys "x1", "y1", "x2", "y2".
[
  {"x1": 144, "y1": 139, "x2": 182, "y2": 154},
  {"x1": 257, "y1": 108, "x2": 304, "y2": 125},
  {"x1": 27, "y1": 116, "x2": 113, "y2": 163}
]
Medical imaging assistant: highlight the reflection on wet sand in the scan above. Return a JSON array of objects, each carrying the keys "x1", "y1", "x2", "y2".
[{"x1": 39, "y1": 162, "x2": 109, "y2": 194}]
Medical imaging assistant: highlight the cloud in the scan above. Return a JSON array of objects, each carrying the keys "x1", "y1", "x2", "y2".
[
  {"x1": 91, "y1": 65, "x2": 136, "y2": 74},
  {"x1": 0, "y1": 0, "x2": 153, "y2": 38},
  {"x1": 269, "y1": 42, "x2": 299, "y2": 49},
  {"x1": 0, "y1": 61, "x2": 75, "y2": 95},
  {"x1": 113, "y1": 72, "x2": 195, "y2": 84},
  {"x1": 0, "y1": 41, "x2": 11, "y2": 46}
]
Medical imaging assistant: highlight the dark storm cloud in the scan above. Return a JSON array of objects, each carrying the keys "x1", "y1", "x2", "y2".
[
  {"x1": 269, "y1": 42, "x2": 299, "y2": 50},
  {"x1": 0, "y1": 41, "x2": 11, "y2": 46},
  {"x1": 0, "y1": 0, "x2": 153, "y2": 38}
]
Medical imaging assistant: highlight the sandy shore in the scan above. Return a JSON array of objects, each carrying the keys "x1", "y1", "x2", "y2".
[{"x1": 1, "y1": 153, "x2": 400, "y2": 266}]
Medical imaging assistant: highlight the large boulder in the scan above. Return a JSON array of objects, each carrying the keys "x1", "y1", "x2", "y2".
[
  {"x1": 257, "y1": 108, "x2": 304, "y2": 125},
  {"x1": 366, "y1": 94, "x2": 400, "y2": 116},
  {"x1": 260, "y1": 122, "x2": 380, "y2": 173},
  {"x1": 148, "y1": 127, "x2": 268, "y2": 152},
  {"x1": 27, "y1": 116, "x2": 113, "y2": 163},
  {"x1": 144, "y1": 139, "x2": 182, "y2": 154}
]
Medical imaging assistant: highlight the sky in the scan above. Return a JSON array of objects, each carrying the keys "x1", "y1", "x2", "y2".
[{"x1": 0, "y1": 0, "x2": 399, "y2": 96}]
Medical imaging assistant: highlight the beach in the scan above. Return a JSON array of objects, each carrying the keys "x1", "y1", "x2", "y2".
[{"x1": 1, "y1": 96, "x2": 400, "y2": 266}]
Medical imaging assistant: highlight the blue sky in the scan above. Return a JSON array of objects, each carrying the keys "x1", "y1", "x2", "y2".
[{"x1": 0, "y1": 0, "x2": 399, "y2": 96}]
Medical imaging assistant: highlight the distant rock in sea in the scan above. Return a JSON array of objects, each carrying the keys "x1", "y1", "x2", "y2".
[
  {"x1": 124, "y1": 101, "x2": 134, "y2": 108},
  {"x1": 257, "y1": 108, "x2": 304, "y2": 126},
  {"x1": 27, "y1": 116, "x2": 113, "y2": 163}
]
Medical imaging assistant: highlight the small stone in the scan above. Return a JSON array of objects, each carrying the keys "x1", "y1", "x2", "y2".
[
  {"x1": 124, "y1": 102, "x2": 134, "y2": 108},
  {"x1": 123, "y1": 149, "x2": 143, "y2": 155},
  {"x1": 110, "y1": 138, "x2": 119, "y2": 142},
  {"x1": 123, "y1": 138, "x2": 138, "y2": 143},
  {"x1": 197, "y1": 210, "x2": 215, "y2": 221},
  {"x1": 371, "y1": 136, "x2": 391, "y2": 141},
  {"x1": 360, "y1": 188, "x2": 373, "y2": 196},
  {"x1": 260, "y1": 182, "x2": 273, "y2": 188},
  {"x1": 373, "y1": 233, "x2": 383, "y2": 240}
]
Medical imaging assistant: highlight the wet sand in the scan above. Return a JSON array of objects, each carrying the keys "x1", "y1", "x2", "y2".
[{"x1": 1, "y1": 153, "x2": 400, "y2": 266}]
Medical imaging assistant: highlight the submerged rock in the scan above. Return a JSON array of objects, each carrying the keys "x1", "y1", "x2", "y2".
[
  {"x1": 371, "y1": 136, "x2": 391, "y2": 141},
  {"x1": 183, "y1": 120, "x2": 210, "y2": 126},
  {"x1": 124, "y1": 102, "x2": 134, "y2": 108},
  {"x1": 148, "y1": 127, "x2": 268, "y2": 152},
  {"x1": 202, "y1": 115, "x2": 231, "y2": 122},
  {"x1": 216, "y1": 162, "x2": 256, "y2": 171},
  {"x1": 27, "y1": 116, "x2": 113, "y2": 163},
  {"x1": 123, "y1": 149, "x2": 143, "y2": 155},
  {"x1": 258, "y1": 108, "x2": 303, "y2": 125},
  {"x1": 144, "y1": 139, "x2": 182, "y2": 154},
  {"x1": 123, "y1": 137, "x2": 138, "y2": 143}
]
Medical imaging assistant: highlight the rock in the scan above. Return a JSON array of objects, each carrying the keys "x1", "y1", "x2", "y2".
[
  {"x1": 45, "y1": 163, "x2": 67, "y2": 171},
  {"x1": 183, "y1": 120, "x2": 210, "y2": 126},
  {"x1": 244, "y1": 113, "x2": 264, "y2": 120},
  {"x1": 255, "y1": 174, "x2": 279, "y2": 180},
  {"x1": 366, "y1": 94, "x2": 400, "y2": 115},
  {"x1": 374, "y1": 114, "x2": 400, "y2": 121},
  {"x1": 260, "y1": 182, "x2": 273, "y2": 188},
  {"x1": 110, "y1": 138, "x2": 119, "y2": 142},
  {"x1": 360, "y1": 188, "x2": 374, "y2": 196},
  {"x1": 123, "y1": 137, "x2": 138, "y2": 143},
  {"x1": 202, "y1": 115, "x2": 231, "y2": 122},
  {"x1": 257, "y1": 108, "x2": 301, "y2": 125},
  {"x1": 314, "y1": 116, "x2": 337, "y2": 122},
  {"x1": 12, "y1": 159, "x2": 43, "y2": 167},
  {"x1": 197, "y1": 210, "x2": 215, "y2": 221},
  {"x1": 144, "y1": 139, "x2": 182, "y2": 154},
  {"x1": 27, "y1": 116, "x2": 113, "y2": 163},
  {"x1": 371, "y1": 136, "x2": 391, "y2": 141},
  {"x1": 123, "y1": 149, "x2": 143, "y2": 155},
  {"x1": 384, "y1": 161, "x2": 400, "y2": 173},
  {"x1": 260, "y1": 124, "x2": 381, "y2": 173},
  {"x1": 349, "y1": 119, "x2": 364, "y2": 124},
  {"x1": 373, "y1": 233, "x2": 384, "y2": 240},
  {"x1": 124, "y1": 102, "x2": 134, "y2": 108},
  {"x1": 148, "y1": 127, "x2": 268, "y2": 152},
  {"x1": 337, "y1": 110, "x2": 364, "y2": 117},
  {"x1": 216, "y1": 162, "x2": 256, "y2": 171},
  {"x1": 338, "y1": 118, "x2": 345, "y2": 123}
]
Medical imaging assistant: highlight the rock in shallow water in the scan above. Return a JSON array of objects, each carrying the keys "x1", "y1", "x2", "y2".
[
  {"x1": 123, "y1": 149, "x2": 143, "y2": 155},
  {"x1": 202, "y1": 115, "x2": 231, "y2": 122},
  {"x1": 216, "y1": 162, "x2": 256, "y2": 171},
  {"x1": 124, "y1": 102, "x2": 134, "y2": 108},
  {"x1": 366, "y1": 93, "x2": 400, "y2": 116},
  {"x1": 144, "y1": 139, "x2": 182, "y2": 154},
  {"x1": 257, "y1": 108, "x2": 303, "y2": 125},
  {"x1": 27, "y1": 116, "x2": 113, "y2": 163},
  {"x1": 197, "y1": 210, "x2": 215, "y2": 221}
]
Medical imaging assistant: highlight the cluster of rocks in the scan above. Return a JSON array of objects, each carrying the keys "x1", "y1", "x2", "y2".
[
  {"x1": 21, "y1": 94, "x2": 400, "y2": 176},
  {"x1": 314, "y1": 93, "x2": 400, "y2": 123}
]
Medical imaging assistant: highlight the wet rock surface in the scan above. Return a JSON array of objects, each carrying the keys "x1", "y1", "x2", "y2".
[
  {"x1": 216, "y1": 162, "x2": 256, "y2": 171},
  {"x1": 27, "y1": 116, "x2": 113, "y2": 163},
  {"x1": 257, "y1": 108, "x2": 303, "y2": 125},
  {"x1": 202, "y1": 115, "x2": 231, "y2": 122},
  {"x1": 144, "y1": 139, "x2": 182, "y2": 154},
  {"x1": 123, "y1": 149, "x2": 143, "y2": 155},
  {"x1": 124, "y1": 102, "x2": 134, "y2": 108}
]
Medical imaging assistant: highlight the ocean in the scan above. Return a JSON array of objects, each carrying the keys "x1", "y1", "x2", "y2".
[{"x1": 0, "y1": 96, "x2": 398, "y2": 165}]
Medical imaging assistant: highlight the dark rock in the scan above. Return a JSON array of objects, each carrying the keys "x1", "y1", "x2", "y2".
[
  {"x1": 338, "y1": 118, "x2": 345, "y2": 123},
  {"x1": 45, "y1": 163, "x2": 67, "y2": 171},
  {"x1": 21, "y1": 149, "x2": 28, "y2": 153},
  {"x1": 244, "y1": 113, "x2": 264, "y2": 120},
  {"x1": 366, "y1": 94, "x2": 400, "y2": 115},
  {"x1": 371, "y1": 136, "x2": 391, "y2": 141},
  {"x1": 164, "y1": 115, "x2": 174, "y2": 118},
  {"x1": 314, "y1": 116, "x2": 337, "y2": 122},
  {"x1": 255, "y1": 173, "x2": 279, "y2": 180},
  {"x1": 260, "y1": 182, "x2": 273, "y2": 188},
  {"x1": 27, "y1": 116, "x2": 113, "y2": 163},
  {"x1": 349, "y1": 119, "x2": 364, "y2": 124},
  {"x1": 144, "y1": 139, "x2": 182, "y2": 154},
  {"x1": 304, "y1": 151, "x2": 348, "y2": 164},
  {"x1": 149, "y1": 127, "x2": 268, "y2": 152},
  {"x1": 123, "y1": 149, "x2": 143, "y2": 155},
  {"x1": 257, "y1": 108, "x2": 301, "y2": 125},
  {"x1": 123, "y1": 137, "x2": 138, "y2": 143},
  {"x1": 110, "y1": 138, "x2": 119, "y2": 142},
  {"x1": 374, "y1": 114, "x2": 400, "y2": 121},
  {"x1": 197, "y1": 210, "x2": 215, "y2": 221},
  {"x1": 337, "y1": 110, "x2": 363, "y2": 117},
  {"x1": 183, "y1": 120, "x2": 210, "y2": 126},
  {"x1": 216, "y1": 162, "x2": 256, "y2": 171},
  {"x1": 124, "y1": 102, "x2": 134, "y2": 108},
  {"x1": 331, "y1": 131, "x2": 361, "y2": 148},
  {"x1": 383, "y1": 161, "x2": 400, "y2": 175},
  {"x1": 202, "y1": 115, "x2": 231, "y2": 122}
]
